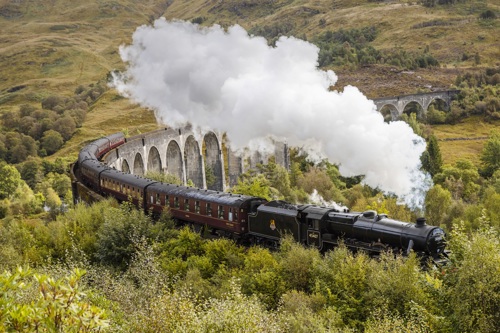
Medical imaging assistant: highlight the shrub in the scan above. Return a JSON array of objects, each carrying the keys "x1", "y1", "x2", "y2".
[
  {"x1": 41, "y1": 95, "x2": 63, "y2": 110},
  {"x1": 444, "y1": 226, "x2": 500, "y2": 333},
  {"x1": 278, "y1": 237, "x2": 321, "y2": 292},
  {"x1": 241, "y1": 247, "x2": 285, "y2": 309},
  {"x1": 480, "y1": 9, "x2": 496, "y2": 20},
  {"x1": 96, "y1": 202, "x2": 154, "y2": 268},
  {"x1": 0, "y1": 267, "x2": 109, "y2": 332},
  {"x1": 313, "y1": 245, "x2": 373, "y2": 328},
  {"x1": 41, "y1": 130, "x2": 64, "y2": 155},
  {"x1": 480, "y1": 131, "x2": 500, "y2": 178}
]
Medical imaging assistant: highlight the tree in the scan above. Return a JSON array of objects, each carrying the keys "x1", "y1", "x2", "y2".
[
  {"x1": 399, "y1": 113, "x2": 424, "y2": 136},
  {"x1": 297, "y1": 167, "x2": 334, "y2": 198},
  {"x1": 434, "y1": 159, "x2": 480, "y2": 202},
  {"x1": 52, "y1": 115, "x2": 76, "y2": 141},
  {"x1": 41, "y1": 129, "x2": 64, "y2": 155},
  {"x1": 44, "y1": 187, "x2": 62, "y2": 218},
  {"x1": 204, "y1": 162, "x2": 216, "y2": 187},
  {"x1": 41, "y1": 172, "x2": 71, "y2": 197},
  {"x1": 241, "y1": 247, "x2": 285, "y2": 309},
  {"x1": 424, "y1": 184, "x2": 452, "y2": 227},
  {"x1": 41, "y1": 95, "x2": 63, "y2": 110},
  {"x1": 0, "y1": 163, "x2": 22, "y2": 199},
  {"x1": 19, "y1": 157, "x2": 43, "y2": 189},
  {"x1": 96, "y1": 202, "x2": 154, "y2": 268},
  {"x1": 3, "y1": 132, "x2": 38, "y2": 164},
  {"x1": 231, "y1": 173, "x2": 274, "y2": 200},
  {"x1": 480, "y1": 131, "x2": 500, "y2": 177},
  {"x1": 278, "y1": 237, "x2": 321, "y2": 292},
  {"x1": 421, "y1": 135, "x2": 443, "y2": 177},
  {"x1": 258, "y1": 161, "x2": 293, "y2": 201}
]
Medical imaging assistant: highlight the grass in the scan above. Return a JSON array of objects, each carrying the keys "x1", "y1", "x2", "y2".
[{"x1": 431, "y1": 116, "x2": 500, "y2": 166}]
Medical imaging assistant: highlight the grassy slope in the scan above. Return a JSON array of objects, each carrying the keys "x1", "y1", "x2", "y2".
[
  {"x1": 0, "y1": 0, "x2": 165, "y2": 159},
  {"x1": 0, "y1": 0, "x2": 498, "y2": 163}
]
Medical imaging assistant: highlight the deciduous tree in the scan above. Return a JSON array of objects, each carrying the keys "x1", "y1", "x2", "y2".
[
  {"x1": 0, "y1": 163, "x2": 22, "y2": 199},
  {"x1": 480, "y1": 131, "x2": 500, "y2": 177},
  {"x1": 41, "y1": 129, "x2": 64, "y2": 155}
]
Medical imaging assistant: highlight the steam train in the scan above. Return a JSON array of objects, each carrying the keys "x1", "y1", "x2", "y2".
[{"x1": 71, "y1": 132, "x2": 448, "y2": 264}]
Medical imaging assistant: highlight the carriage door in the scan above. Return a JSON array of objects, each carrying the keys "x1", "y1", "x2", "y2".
[{"x1": 307, "y1": 219, "x2": 322, "y2": 249}]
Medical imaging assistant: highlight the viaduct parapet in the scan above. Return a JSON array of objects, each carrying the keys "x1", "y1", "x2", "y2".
[
  {"x1": 373, "y1": 90, "x2": 460, "y2": 120},
  {"x1": 102, "y1": 127, "x2": 289, "y2": 192}
]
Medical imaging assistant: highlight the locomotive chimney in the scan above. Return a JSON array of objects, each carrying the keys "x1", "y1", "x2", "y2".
[{"x1": 416, "y1": 217, "x2": 426, "y2": 227}]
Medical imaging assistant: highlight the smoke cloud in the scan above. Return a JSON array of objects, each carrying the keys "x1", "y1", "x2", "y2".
[{"x1": 111, "y1": 18, "x2": 430, "y2": 207}]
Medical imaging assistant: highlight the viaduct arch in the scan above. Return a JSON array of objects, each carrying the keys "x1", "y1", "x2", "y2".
[{"x1": 102, "y1": 127, "x2": 290, "y2": 192}]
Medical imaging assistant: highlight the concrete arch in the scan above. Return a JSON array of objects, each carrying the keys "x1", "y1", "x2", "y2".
[
  {"x1": 133, "y1": 153, "x2": 144, "y2": 176},
  {"x1": 203, "y1": 132, "x2": 223, "y2": 191},
  {"x1": 166, "y1": 140, "x2": 183, "y2": 183},
  {"x1": 122, "y1": 159, "x2": 130, "y2": 174},
  {"x1": 184, "y1": 135, "x2": 203, "y2": 188},
  {"x1": 147, "y1": 146, "x2": 162, "y2": 173}
]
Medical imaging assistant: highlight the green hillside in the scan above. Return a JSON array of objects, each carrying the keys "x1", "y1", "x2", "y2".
[{"x1": 0, "y1": 0, "x2": 499, "y2": 162}]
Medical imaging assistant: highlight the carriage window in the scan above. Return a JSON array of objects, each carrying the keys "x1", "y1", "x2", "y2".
[
  {"x1": 218, "y1": 205, "x2": 224, "y2": 219},
  {"x1": 174, "y1": 197, "x2": 179, "y2": 208},
  {"x1": 150, "y1": 195, "x2": 154, "y2": 204},
  {"x1": 206, "y1": 203, "x2": 212, "y2": 216},
  {"x1": 156, "y1": 193, "x2": 161, "y2": 205},
  {"x1": 165, "y1": 195, "x2": 169, "y2": 207},
  {"x1": 184, "y1": 199, "x2": 189, "y2": 211},
  {"x1": 195, "y1": 201, "x2": 200, "y2": 213},
  {"x1": 228, "y1": 208, "x2": 233, "y2": 221}
]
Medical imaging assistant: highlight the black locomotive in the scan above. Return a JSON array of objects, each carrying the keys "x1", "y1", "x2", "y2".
[{"x1": 71, "y1": 132, "x2": 448, "y2": 264}]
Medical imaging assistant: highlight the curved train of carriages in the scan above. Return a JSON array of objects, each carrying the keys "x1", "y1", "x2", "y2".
[{"x1": 71, "y1": 132, "x2": 448, "y2": 265}]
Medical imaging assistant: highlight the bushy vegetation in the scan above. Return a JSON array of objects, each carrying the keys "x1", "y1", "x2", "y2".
[
  {"x1": 448, "y1": 68, "x2": 500, "y2": 123},
  {"x1": 0, "y1": 82, "x2": 107, "y2": 163},
  {"x1": 313, "y1": 27, "x2": 439, "y2": 70},
  {"x1": 1, "y1": 193, "x2": 499, "y2": 332}
]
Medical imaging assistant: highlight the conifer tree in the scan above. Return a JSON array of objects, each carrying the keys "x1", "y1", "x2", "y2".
[{"x1": 421, "y1": 135, "x2": 443, "y2": 176}]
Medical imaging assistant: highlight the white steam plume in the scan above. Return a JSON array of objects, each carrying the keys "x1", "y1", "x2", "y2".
[
  {"x1": 110, "y1": 18, "x2": 430, "y2": 207},
  {"x1": 309, "y1": 189, "x2": 349, "y2": 212}
]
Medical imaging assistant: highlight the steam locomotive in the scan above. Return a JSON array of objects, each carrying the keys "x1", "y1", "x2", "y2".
[{"x1": 71, "y1": 132, "x2": 448, "y2": 264}]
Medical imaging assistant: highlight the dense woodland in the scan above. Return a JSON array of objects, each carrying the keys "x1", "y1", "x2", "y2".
[{"x1": 1, "y1": 0, "x2": 499, "y2": 332}]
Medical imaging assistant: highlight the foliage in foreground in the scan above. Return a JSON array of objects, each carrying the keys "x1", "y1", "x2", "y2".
[
  {"x1": 1, "y1": 197, "x2": 500, "y2": 332},
  {"x1": 0, "y1": 267, "x2": 108, "y2": 333}
]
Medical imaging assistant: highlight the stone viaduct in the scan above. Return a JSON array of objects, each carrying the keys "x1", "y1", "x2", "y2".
[
  {"x1": 373, "y1": 90, "x2": 460, "y2": 120},
  {"x1": 102, "y1": 126, "x2": 289, "y2": 192},
  {"x1": 100, "y1": 90, "x2": 459, "y2": 192}
]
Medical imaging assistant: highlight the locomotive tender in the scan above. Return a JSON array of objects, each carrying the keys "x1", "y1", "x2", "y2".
[{"x1": 71, "y1": 132, "x2": 447, "y2": 263}]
